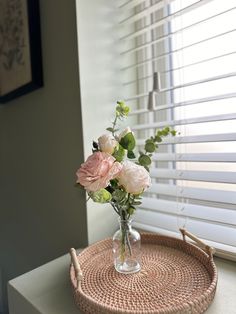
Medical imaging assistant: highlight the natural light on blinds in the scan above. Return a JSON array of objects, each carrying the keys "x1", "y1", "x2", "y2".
[{"x1": 118, "y1": 0, "x2": 236, "y2": 259}]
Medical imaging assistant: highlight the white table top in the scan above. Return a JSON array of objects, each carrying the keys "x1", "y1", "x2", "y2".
[{"x1": 8, "y1": 252, "x2": 236, "y2": 314}]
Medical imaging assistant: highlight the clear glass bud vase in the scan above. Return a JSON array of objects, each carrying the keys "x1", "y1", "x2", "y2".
[{"x1": 112, "y1": 218, "x2": 141, "y2": 274}]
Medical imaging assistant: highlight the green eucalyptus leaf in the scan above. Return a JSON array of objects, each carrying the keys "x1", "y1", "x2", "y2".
[
  {"x1": 162, "y1": 127, "x2": 170, "y2": 136},
  {"x1": 110, "y1": 179, "x2": 118, "y2": 188},
  {"x1": 106, "y1": 127, "x2": 114, "y2": 132},
  {"x1": 120, "y1": 132, "x2": 136, "y2": 151},
  {"x1": 127, "y1": 206, "x2": 135, "y2": 215},
  {"x1": 89, "y1": 189, "x2": 112, "y2": 203},
  {"x1": 144, "y1": 165, "x2": 150, "y2": 172},
  {"x1": 113, "y1": 144, "x2": 125, "y2": 162},
  {"x1": 138, "y1": 154, "x2": 152, "y2": 166},
  {"x1": 127, "y1": 150, "x2": 136, "y2": 159},
  {"x1": 145, "y1": 142, "x2": 156, "y2": 153},
  {"x1": 133, "y1": 201, "x2": 142, "y2": 206},
  {"x1": 154, "y1": 135, "x2": 162, "y2": 142},
  {"x1": 92, "y1": 141, "x2": 99, "y2": 149},
  {"x1": 112, "y1": 189, "x2": 127, "y2": 202}
]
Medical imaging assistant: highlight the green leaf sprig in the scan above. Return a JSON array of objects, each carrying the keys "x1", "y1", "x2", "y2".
[
  {"x1": 106, "y1": 101, "x2": 130, "y2": 136},
  {"x1": 138, "y1": 127, "x2": 177, "y2": 171}
]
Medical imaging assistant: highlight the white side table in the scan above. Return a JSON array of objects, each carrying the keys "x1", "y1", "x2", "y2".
[
  {"x1": 8, "y1": 251, "x2": 82, "y2": 314},
  {"x1": 8, "y1": 254, "x2": 236, "y2": 314}
]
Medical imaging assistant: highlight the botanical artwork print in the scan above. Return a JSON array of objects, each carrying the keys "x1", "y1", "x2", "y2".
[
  {"x1": 0, "y1": 0, "x2": 25, "y2": 70},
  {"x1": 0, "y1": 0, "x2": 31, "y2": 97}
]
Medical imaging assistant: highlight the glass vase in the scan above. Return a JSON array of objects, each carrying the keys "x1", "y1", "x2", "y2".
[{"x1": 112, "y1": 218, "x2": 141, "y2": 274}]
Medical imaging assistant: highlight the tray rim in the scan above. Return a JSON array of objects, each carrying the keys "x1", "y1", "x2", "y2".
[{"x1": 70, "y1": 232, "x2": 218, "y2": 314}]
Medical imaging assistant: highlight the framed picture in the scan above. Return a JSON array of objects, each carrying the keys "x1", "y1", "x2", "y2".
[{"x1": 0, "y1": 0, "x2": 43, "y2": 103}]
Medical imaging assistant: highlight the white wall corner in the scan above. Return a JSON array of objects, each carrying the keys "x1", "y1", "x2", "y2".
[{"x1": 76, "y1": 0, "x2": 123, "y2": 243}]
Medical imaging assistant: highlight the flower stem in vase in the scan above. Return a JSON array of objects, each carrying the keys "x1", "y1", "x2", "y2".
[
  {"x1": 113, "y1": 217, "x2": 141, "y2": 274},
  {"x1": 120, "y1": 228, "x2": 126, "y2": 263}
]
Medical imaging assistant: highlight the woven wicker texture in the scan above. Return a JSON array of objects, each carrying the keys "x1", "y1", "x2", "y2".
[{"x1": 70, "y1": 233, "x2": 217, "y2": 314}]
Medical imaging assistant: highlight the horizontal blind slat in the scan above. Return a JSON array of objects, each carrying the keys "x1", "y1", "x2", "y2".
[
  {"x1": 140, "y1": 197, "x2": 236, "y2": 223},
  {"x1": 124, "y1": 72, "x2": 236, "y2": 101},
  {"x1": 121, "y1": 46, "x2": 236, "y2": 72},
  {"x1": 134, "y1": 209, "x2": 236, "y2": 247},
  {"x1": 150, "y1": 168, "x2": 236, "y2": 183},
  {"x1": 137, "y1": 133, "x2": 236, "y2": 145},
  {"x1": 131, "y1": 113, "x2": 236, "y2": 131},
  {"x1": 129, "y1": 92, "x2": 236, "y2": 115},
  {"x1": 118, "y1": 0, "x2": 144, "y2": 10},
  {"x1": 163, "y1": 51, "x2": 236, "y2": 74},
  {"x1": 147, "y1": 183, "x2": 236, "y2": 204},
  {"x1": 120, "y1": 0, "x2": 213, "y2": 40},
  {"x1": 121, "y1": 26, "x2": 236, "y2": 57},
  {"x1": 119, "y1": 0, "x2": 175, "y2": 25},
  {"x1": 152, "y1": 152, "x2": 236, "y2": 162},
  {"x1": 132, "y1": 222, "x2": 236, "y2": 256}
]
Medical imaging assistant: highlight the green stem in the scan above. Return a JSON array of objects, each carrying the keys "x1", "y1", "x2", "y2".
[
  {"x1": 120, "y1": 228, "x2": 126, "y2": 263},
  {"x1": 125, "y1": 230, "x2": 132, "y2": 256},
  {"x1": 110, "y1": 202, "x2": 120, "y2": 215},
  {"x1": 120, "y1": 219, "x2": 132, "y2": 261},
  {"x1": 112, "y1": 114, "x2": 118, "y2": 136},
  {"x1": 127, "y1": 193, "x2": 131, "y2": 219}
]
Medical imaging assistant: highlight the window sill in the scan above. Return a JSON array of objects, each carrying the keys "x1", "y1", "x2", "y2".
[{"x1": 8, "y1": 253, "x2": 236, "y2": 314}]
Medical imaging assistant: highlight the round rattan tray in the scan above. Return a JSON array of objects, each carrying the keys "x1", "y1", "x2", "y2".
[{"x1": 70, "y1": 230, "x2": 217, "y2": 314}]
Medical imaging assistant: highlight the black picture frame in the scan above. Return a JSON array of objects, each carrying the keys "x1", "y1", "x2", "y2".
[{"x1": 0, "y1": 0, "x2": 43, "y2": 104}]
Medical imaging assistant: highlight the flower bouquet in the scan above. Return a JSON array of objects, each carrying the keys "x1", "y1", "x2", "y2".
[{"x1": 76, "y1": 101, "x2": 176, "y2": 273}]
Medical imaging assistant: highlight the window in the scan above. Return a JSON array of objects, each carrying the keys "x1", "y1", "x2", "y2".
[{"x1": 118, "y1": 0, "x2": 236, "y2": 259}]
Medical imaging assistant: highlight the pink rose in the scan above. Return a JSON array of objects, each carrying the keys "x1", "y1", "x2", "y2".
[
  {"x1": 76, "y1": 152, "x2": 122, "y2": 192},
  {"x1": 117, "y1": 161, "x2": 151, "y2": 194}
]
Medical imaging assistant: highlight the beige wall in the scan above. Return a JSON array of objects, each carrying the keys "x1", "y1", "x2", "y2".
[{"x1": 0, "y1": 0, "x2": 88, "y2": 311}]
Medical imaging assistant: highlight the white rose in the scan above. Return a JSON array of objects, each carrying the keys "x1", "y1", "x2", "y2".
[
  {"x1": 117, "y1": 161, "x2": 151, "y2": 194},
  {"x1": 98, "y1": 134, "x2": 118, "y2": 154},
  {"x1": 118, "y1": 126, "x2": 132, "y2": 141}
]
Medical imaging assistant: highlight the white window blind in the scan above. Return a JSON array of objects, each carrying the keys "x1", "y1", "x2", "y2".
[{"x1": 118, "y1": 0, "x2": 236, "y2": 259}]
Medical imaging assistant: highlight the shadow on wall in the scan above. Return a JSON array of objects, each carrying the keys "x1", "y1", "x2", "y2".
[
  {"x1": 0, "y1": 0, "x2": 88, "y2": 312},
  {"x1": 0, "y1": 268, "x2": 3, "y2": 313}
]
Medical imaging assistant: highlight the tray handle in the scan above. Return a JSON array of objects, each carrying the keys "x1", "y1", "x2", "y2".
[
  {"x1": 70, "y1": 248, "x2": 83, "y2": 290},
  {"x1": 180, "y1": 228, "x2": 216, "y2": 259}
]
